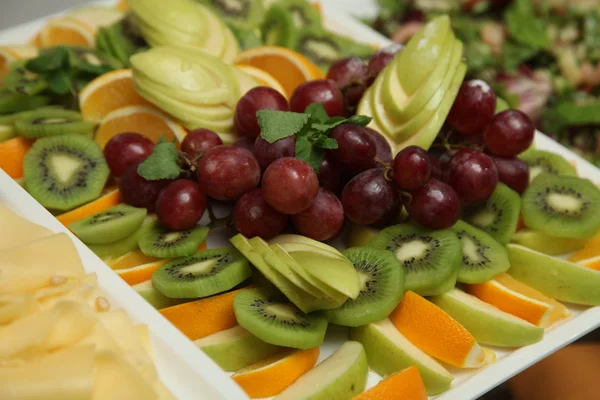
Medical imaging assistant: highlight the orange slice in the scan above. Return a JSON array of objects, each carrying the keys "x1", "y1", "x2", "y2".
[
  {"x1": 389, "y1": 291, "x2": 487, "y2": 368},
  {"x1": 108, "y1": 241, "x2": 206, "y2": 271},
  {"x1": 353, "y1": 365, "x2": 427, "y2": 400},
  {"x1": 116, "y1": 260, "x2": 167, "y2": 285},
  {"x1": 159, "y1": 288, "x2": 247, "y2": 340},
  {"x1": 576, "y1": 255, "x2": 600, "y2": 271},
  {"x1": 95, "y1": 105, "x2": 187, "y2": 148},
  {"x1": 79, "y1": 69, "x2": 152, "y2": 122},
  {"x1": 235, "y1": 65, "x2": 288, "y2": 98},
  {"x1": 39, "y1": 17, "x2": 96, "y2": 47},
  {"x1": 232, "y1": 347, "x2": 320, "y2": 398},
  {"x1": 0, "y1": 137, "x2": 34, "y2": 179},
  {"x1": 235, "y1": 46, "x2": 324, "y2": 99},
  {"x1": 516, "y1": 214, "x2": 526, "y2": 232},
  {"x1": 0, "y1": 46, "x2": 38, "y2": 85},
  {"x1": 568, "y1": 232, "x2": 600, "y2": 262},
  {"x1": 56, "y1": 188, "x2": 122, "y2": 226}
]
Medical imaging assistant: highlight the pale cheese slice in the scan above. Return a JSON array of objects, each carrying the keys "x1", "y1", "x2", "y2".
[
  {"x1": 0, "y1": 306, "x2": 59, "y2": 360},
  {"x1": 0, "y1": 203, "x2": 53, "y2": 250},
  {"x1": 93, "y1": 350, "x2": 158, "y2": 400},
  {"x1": 0, "y1": 294, "x2": 40, "y2": 325}
]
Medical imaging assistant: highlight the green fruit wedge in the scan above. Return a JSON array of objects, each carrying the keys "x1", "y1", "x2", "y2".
[
  {"x1": 508, "y1": 244, "x2": 600, "y2": 306},
  {"x1": 347, "y1": 225, "x2": 380, "y2": 248},
  {"x1": 511, "y1": 229, "x2": 586, "y2": 256},
  {"x1": 132, "y1": 280, "x2": 186, "y2": 309},
  {"x1": 430, "y1": 289, "x2": 544, "y2": 347},
  {"x1": 269, "y1": 234, "x2": 345, "y2": 257},
  {"x1": 350, "y1": 319, "x2": 453, "y2": 395}
]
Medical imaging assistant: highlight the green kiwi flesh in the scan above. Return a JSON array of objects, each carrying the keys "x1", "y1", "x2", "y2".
[
  {"x1": 233, "y1": 286, "x2": 328, "y2": 349},
  {"x1": 198, "y1": 0, "x2": 265, "y2": 28},
  {"x1": 15, "y1": 109, "x2": 96, "y2": 138},
  {"x1": 519, "y1": 148, "x2": 577, "y2": 181},
  {"x1": 283, "y1": 0, "x2": 322, "y2": 29},
  {"x1": 3, "y1": 61, "x2": 48, "y2": 96},
  {"x1": 450, "y1": 220, "x2": 510, "y2": 284},
  {"x1": 261, "y1": 4, "x2": 298, "y2": 48},
  {"x1": 294, "y1": 28, "x2": 344, "y2": 71},
  {"x1": 68, "y1": 204, "x2": 147, "y2": 245},
  {"x1": 23, "y1": 135, "x2": 109, "y2": 212},
  {"x1": 369, "y1": 224, "x2": 461, "y2": 296},
  {"x1": 152, "y1": 247, "x2": 251, "y2": 298},
  {"x1": 0, "y1": 89, "x2": 50, "y2": 114},
  {"x1": 521, "y1": 174, "x2": 600, "y2": 239},
  {"x1": 511, "y1": 229, "x2": 586, "y2": 256},
  {"x1": 462, "y1": 183, "x2": 521, "y2": 245},
  {"x1": 326, "y1": 247, "x2": 404, "y2": 327},
  {"x1": 88, "y1": 228, "x2": 142, "y2": 261},
  {"x1": 138, "y1": 223, "x2": 209, "y2": 258},
  {"x1": 132, "y1": 280, "x2": 187, "y2": 309},
  {"x1": 0, "y1": 124, "x2": 16, "y2": 142}
]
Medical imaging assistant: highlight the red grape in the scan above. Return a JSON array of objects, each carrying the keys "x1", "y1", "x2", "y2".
[
  {"x1": 403, "y1": 10, "x2": 426, "y2": 22},
  {"x1": 290, "y1": 79, "x2": 345, "y2": 117},
  {"x1": 366, "y1": 44, "x2": 403, "y2": 84},
  {"x1": 233, "y1": 136, "x2": 258, "y2": 158},
  {"x1": 196, "y1": 145, "x2": 260, "y2": 201},
  {"x1": 407, "y1": 178, "x2": 461, "y2": 230},
  {"x1": 233, "y1": 188, "x2": 288, "y2": 239},
  {"x1": 119, "y1": 163, "x2": 171, "y2": 212},
  {"x1": 429, "y1": 154, "x2": 442, "y2": 180},
  {"x1": 319, "y1": 156, "x2": 345, "y2": 194},
  {"x1": 492, "y1": 156, "x2": 530, "y2": 194},
  {"x1": 327, "y1": 57, "x2": 368, "y2": 88},
  {"x1": 341, "y1": 168, "x2": 399, "y2": 225},
  {"x1": 365, "y1": 127, "x2": 393, "y2": 165},
  {"x1": 262, "y1": 157, "x2": 319, "y2": 214},
  {"x1": 393, "y1": 146, "x2": 432, "y2": 190},
  {"x1": 181, "y1": 129, "x2": 223, "y2": 158},
  {"x1": 234, "y1": 86, "x2": 289, "y2": 137},
  {"x1": 484, "y1": 110, "x2": 535, "y2": 157},
  {"x1": 446, "y1": 149, "x2": 499, "y2": 205},
  {"x1": 254, "y1": 136, "x2": 296, "y2": 169},
  {"x1": 155, "y1": 180, "x2": 207, "y2": 231},
  {"x1": 447, "y1": 80, "x2": 497, "y2": 136},
  {"x1": 330, "y1": 124, "x2": 377, "y2": 173},
  {"x1": 291, "y1": 187, "x2": 344, "y2": 241},
  {"x1": 439, "y1": 149, "x2": 458, "y2": 182},
  {"x1": 103, "y1": 132, "x2": 154, "y2": 177}
]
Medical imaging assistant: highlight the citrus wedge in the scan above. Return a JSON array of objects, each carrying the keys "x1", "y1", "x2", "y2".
[
  {"x1": 56, "y1": 188, "x2": 122, "y2": 226},
  {"x1": 353, "y1": 365, "x2": 427, "y2": 400},
  {"x1": 38, "y1": 17, "x2": 96, "y2": 47},
  {"x1": 232, "y1": 347, "x2": 319, "y2": 398},
  {"x1": 235, "y1": 65, "x2": 288, "y2": 98},
  {"x1": 389, "y1": 291, "x2": 488, "y2": 368},
  {"x1": 116, "y1": 260, "x2": 167, "y2": 286},
  {"x1": 79, "y1": 69, "x2": 152, "y2": 122},
  {"x1": 568, "y1": 231, "x2": 600, "y2": 262},
  {"x1": 95, "y1": 105, "x2": 187, "y2": 148},
  {"x1": 576, "y1": 255, "x2": 600, "y2": 271},
  {"x1": 0, "y1": 137, "x2": 34, "y2": 179},
  {"x1": 69, "y1": 6, "x2": 124, "y2": 29},
  {"x1": 234, "y1": 46, "x2": 324, "y2": 98},
  {"x1": 465, "y1": 272, "x2": 569, "y2": 327}
]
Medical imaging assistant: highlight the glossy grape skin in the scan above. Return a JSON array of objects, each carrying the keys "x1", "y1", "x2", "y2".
[
  {"x1": 181, "y1": 129, "x2": 223, "y2": 158},
  {"x1": 484, "y1": 110, "x2": 535, "y2": 157},
  {"x1": 196, "y1": 145, "x2": 261, "y2": 201},
  {"x1": 233, "y1": 188, "x2": 288, "y2": 239},
  {"x1": 439, "y1": 149, "x2": 458, "y2": 182},
  {"x1": 155, "y1": 180, "x2": 207, "y2": 231},
  {"x1": 407, "y1": 178, "x2": 461, "y2": 230},
  {"x1": 290, "y1": 79, "x2": 345, "y2": 117},
  {"x1": 365, "y1": 127, "x2": 393, "y2": 166},
  {"x1": 234, "y1": 86, "x2": 290, "y2": 137},
  {"x1": 119, "y1": 163, "x2": 171, "y2": 212},
  {"x1": 393, "y1": 146, "x2": 432, "y2": 190},
  {"x1": 492, "y1": 156, "x2": 530, "y2": 194},
  {"x1": 429, "y1": 154, "x2": 442, "y2": 180},
  {"x1": 291, "y1": 187, "x2": 345, "y2": 241},
  {"x1": 318, "y1": 156, "x2": 345, "y2": 194},
  {"x1": 446, "y1": 149, "x2": 499, "y2": 206},
  {"x1": 327, "y1": 57, "x2": 368, "y2": 89},
  {"x1": 103, "y1": 132, "x2": 154, "y2": 177},
  {"x1": 233, "y1": 136, "x2": 258, "y2": 158},
  {"x1": 254, "y1": 136, "x2": 296, "y2": 170},
  {"x1": 262, "y1": 157, "x2": 319, "y2": 214},
  {"x1": 330, "y1": 124, "x2": 377, "y2": 173},
  {"x1": 447, "y1": 80, "x2": 497, "y2": 136},
  {"x1": 341, "y1": 168, "x2": 399, "y2": 225},
  {"x1": 366, "y1": 44, "x2": 403, "y2": 84}
]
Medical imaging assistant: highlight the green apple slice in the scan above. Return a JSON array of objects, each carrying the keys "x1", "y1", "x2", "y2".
[
  {"x1": 233, "y1": 68, "x2": 258, "y2": 96},
  {"x1": 356, "y1": 92, "x2": 397, "y2": 152},
  {"x1": 268, "y1": 234, "x2": 345, "y2": 257},
  {"x1": 195, "y1": 325, "x2": 280, "y2": 371},
  {"x1": 350, "y1": 319, "x2": 453, "y2": 395},
  {"x1": 276, "y1": 243, "x2": 346, "y2": 260},
  {"x1": 507, "y1": 244, "x2": 600, "y2": 306},
  {"x1": 430, "y1": 289, "x2": 544, "y2": 347},
  {"x1": 511, "y1": 229, "x2": 586, "y2": 256},
  {"x1": 132, "y1": 280, "x2": 186, "y2": 309},
  {"x1": 275, "y1": 341, "x2": 368, "y2": 400}
]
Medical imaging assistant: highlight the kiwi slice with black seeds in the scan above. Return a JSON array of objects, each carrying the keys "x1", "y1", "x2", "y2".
[
  {"x1": 326, "y1": 247, "x2": 404, "y2": 327},
  {"x1": 283, "y1": 0, "x2": 322, "y2": 29},
  {"x1": 369, "y1": 224, "x2": 461, "y2": 296},
  {"x1": 462, "y1": 183, "x2": 521, "y2": 245},
  {"x1": 450, "y1": 220, "x2": 510, "y2": 284},
  {"x1": 15, "y1": 109, "x2": 96, "y2": 138},
  {"x1": 294, "y1": 28, "x2": 343, "y2": 71},
  {"x1": 519, "y1": 148, "x2": 577, "y2": 182},
  {"x1": 261, "y1": 4, "x2": 298, "y2": 48},
  {"x1": 152, "y1": 247, "x2": 251, "y2": 298},
  {"x1": 522, "y1": 173, "x2": 600, "y2": 239},
  {"x1": 23, "y1": 135, "x2": 110, "y2": 212},
  {"x1": 68, "y1": 204, "x2": 147, "y2": 245},
  {"x1": 199, "y1": 0, "x2": 265, "y2": 27},
  {"x1": 0, "y1": 89, "x2": 50, "y2": 114},
  {"x1": 138, "y1": 223, "x2": 209, "y2": 258},
  {"x1": 233, "y1": 286, "x2": 328, "y2": 349},
  {"x1": 3, "y1": 61, "x2": 48, "y2": 96}
]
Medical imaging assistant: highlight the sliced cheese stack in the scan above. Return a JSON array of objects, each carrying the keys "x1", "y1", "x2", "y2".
[{"x1": 0, "y1": 203, "x2": 173, "y2": 400}]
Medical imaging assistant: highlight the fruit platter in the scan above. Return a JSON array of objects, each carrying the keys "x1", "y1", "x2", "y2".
[{"x1": 1, "y1": 0, "x2": 600, "y2": 399}]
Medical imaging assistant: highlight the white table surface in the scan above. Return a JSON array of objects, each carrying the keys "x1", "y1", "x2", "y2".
[{"x1": 0, "y1": 0, "x2": 93, "y2": 29}]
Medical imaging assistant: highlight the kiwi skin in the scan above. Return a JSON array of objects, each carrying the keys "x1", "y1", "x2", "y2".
[
  {"x1": 68, "y1": 204, "x2": 147, "y2": 245},
  {"x1": 138, "y1": 224, "x2": 210, "y2": 258},
  {"x1": 15, "y1": 109, "x2": 96, "y2": 138}
]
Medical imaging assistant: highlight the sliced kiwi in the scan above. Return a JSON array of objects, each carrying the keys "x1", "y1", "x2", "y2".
[
  {"x1": 261, "y1": 3, "x2": 298, "y2": 48},
  {"x1": 283, "y1": 0, "x2": 322, "y2": 29},
  {"x1": 66, "y1": 46, "x2": 122, "y2": 73},
  {"x1": 450, "y1": 220, "x2": 510, "y2": 284},
  {"x1": 519, "y1": 148, "x2": 577, "y2": 182},
  {"x1": 138, "y1": 223, "x2": 210, "y2": 258},
  {"x1": 88, "y1": 228, "x2": 142, "y2": 261},
  {"x1": 369, "y1": 224, "x2": 461, "y2": 296},
  {"x1": 23, "y1": 135, "x2": 110, "y2": 212},
  {"x1": 15, "y1": 109, "x2": 96, "y2": 138},
  {"x1": 233, "y1": 286, "x2": 328, "y2": 349},
  {"x1": 0, "y1": 124, "x2": 16, "y2": 142},
  {"x1": 227, "y1": 23, "x2": 263, "y2": 50},
  {"x1": 3, "y1": 61, "x2": 48, "y2": 96},
  {"x1": 152, "y1": 248, "x2": 251, "y2": 298},
  {"x1": 0, "y1": 89, "x2": 50, "y2": 114},
  {"x1": 326, "y1": 247, "x2": 404, "y2": 327},
  {"x1": 132, "y1": 280, "x2": 187, "y2": 309},
  {"x1": 68, "y1": 204, "x2": 147, "y2": 245},
  {"x1": 521, "y1": 174, "x2": 600, "y2": 239},
  {"x1": 294, "y1": 28, "x2": 343, "y2": 71},
  {"x1": 462, "y1": 183, "x2": 521, "y2": 245},
  {"x1": 199, "y1": 0, "x2": 265, "y2": 27}
]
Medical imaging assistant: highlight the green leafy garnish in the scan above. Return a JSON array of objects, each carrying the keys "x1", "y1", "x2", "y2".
[
  {"x1": 505, "y1": 0, "x2": 549, "y2": 50},
  {"x1": 257, "y1": 110, "x2": 310, "y2": 143},
  {"x1": 137, "y1": 140, "x2": 181, "y2": 180},
  {"x1": 543, "y1": 101, "x2": 600, "y2": 134}
]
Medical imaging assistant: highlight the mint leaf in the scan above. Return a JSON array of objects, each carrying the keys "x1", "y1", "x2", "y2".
[
  {"x1": 313, "y1": 137, "x2": 338, "y2": 149},
  {"x1": 137, "y1": 142, "x2": 181, "y2": 180},
  {"x1": 295, "y1": 136, "x2": 323, "y2": 173},
  {"x1": 505, "y1": 0, "x2": 549, "y2": 50},
  {"x1": 305, "y1": 102, "x2": 329, "y2": 123},
  {"x1": 346, "y1": 115, "x2": 372, "y2": 127},
  {"x1": 26, "y1": 47, "x2": 68, "y2": 73},
  {"x1": 258, "y1": 110, "x2": 310, "y2": 143},
  {"x1": 46, "y1": 70, "x2": 73, "y2": 94}
]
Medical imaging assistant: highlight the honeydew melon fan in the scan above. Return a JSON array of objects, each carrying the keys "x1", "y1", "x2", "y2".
[{"x1": 1, "y1": 0, "x2": 600, "y2": 400}]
